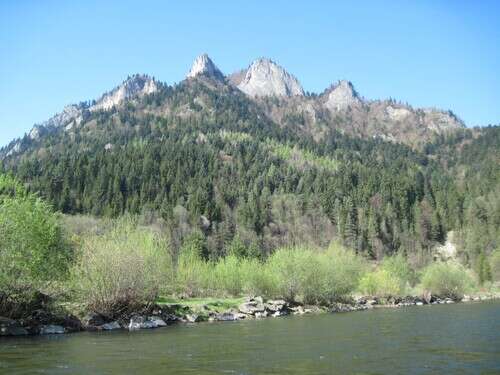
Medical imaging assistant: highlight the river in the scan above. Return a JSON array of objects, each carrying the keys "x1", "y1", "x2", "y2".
[{"x1": 1, "y1": 301, "x2": 499, "y2": 374}]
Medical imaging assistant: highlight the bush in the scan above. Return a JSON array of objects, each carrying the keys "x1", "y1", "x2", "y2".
[
  {"x1": 240, "y1": 258, "x2": 274, "y2": 297},
  {"x1": 0, "y1": 175, "x2": 70, "y2": 317},
  {"x1": 359, "y1": 269, "x2": 402, "y2": 297},
  {"x1": 212, "y1": 255, "x2": 243, "y2": 296},
  {"x1": 316, "y1": 243, "x2": 366, "y2": 302},
  {"x1": 265, "y1": 244, "x2": 365, "y2": 304},
  {"x1": 358, "y1": 254, "x2": 413, "y2": 297},
  {"x1": 70, "y1": 217, "x2": 172, "y2": 316},
  {"x1": 491, "y1": 250, "x2": 500, "y2": 282},
  {"x1": 266, "y1": 247, "x2": 319, "y2": 302},
  {"x1": 421, "y1": 262, "x2": 474, "y2": 300},
  {"x1": 175, "y1": 251, "x2": 213, "y2": 297}
]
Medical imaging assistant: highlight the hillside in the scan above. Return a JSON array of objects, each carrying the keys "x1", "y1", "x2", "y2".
[{"x1": 0, "y1": 55, "x2": 497, "y2": 268}]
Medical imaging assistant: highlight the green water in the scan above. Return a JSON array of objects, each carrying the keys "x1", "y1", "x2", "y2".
[{"x1": 1, "y1": 301, "x2": 499, "y2": 374}]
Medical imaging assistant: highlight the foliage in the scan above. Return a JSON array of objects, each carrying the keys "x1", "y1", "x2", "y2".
[
  {"x1": 0, "y1": 174, "x2": 70, "y2": 317},
  {"x1": 265, "y1": 247, "x2": 320, "y2": 302},
  {"x1": 264, "y1": 244, "x2": 364, "y2": 303},
  {"x1": 359, "y1": 270, "x2": 402, "y2": 297},
  {"x1": 490, "y1": 250, "x2": 500, "y2": 282},
  {"x1": 70, "y1": 217, "x2": 172, "y2": 316},
  {"x1": 420, "y1": 262, "x2": 475, "y2": 300},
  {"x1": 175, "y1": 250, "x2": 212, "y2": 297},
  {"x1": 4, "y1": 82, "x2": 496, "y2": 263},
  {"x1": 358, "y1": 254, "x2": 414, "y2": 297}
]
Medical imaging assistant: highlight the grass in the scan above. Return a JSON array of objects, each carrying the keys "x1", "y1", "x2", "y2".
[{"x1": 156, "y1": 296, "x2": 245, "y2": 316}]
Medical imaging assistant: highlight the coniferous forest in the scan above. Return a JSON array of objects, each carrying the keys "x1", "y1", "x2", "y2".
[{"x1": 1, "y1": 78, "x2": 498, "y2": 278}]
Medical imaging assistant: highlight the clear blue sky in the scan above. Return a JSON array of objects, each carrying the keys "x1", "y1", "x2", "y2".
[{"x1": 1, "y1": 0, "x2": 499, "y2": 147}]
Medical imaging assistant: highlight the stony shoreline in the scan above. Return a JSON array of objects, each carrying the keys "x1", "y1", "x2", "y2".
[{"x1": 1, "y1": 293, "x2": 499, "y2": 337}]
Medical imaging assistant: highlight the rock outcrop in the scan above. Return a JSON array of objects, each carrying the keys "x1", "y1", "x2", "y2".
[
  {"x1": 237, "y1": 58, "x2": 304, "y2": 97},
  {"x1": 186, "y1": 53, "x2": 225, "y2": 81},
  {"x1": 91, "y1": 74, "x2": 158, "y2": 112},
  {"x1": 323, "y1": 80, "x2": 361, "y2": 111}
]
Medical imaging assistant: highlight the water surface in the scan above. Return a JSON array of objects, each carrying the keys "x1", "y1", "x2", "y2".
[{"x1": 1, "y1": 301, "x2": 499, "y2": 374}]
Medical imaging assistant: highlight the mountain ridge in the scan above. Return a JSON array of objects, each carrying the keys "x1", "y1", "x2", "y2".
[{"x1": 2, "y1": 54, "x2": 465, "y2": 157}]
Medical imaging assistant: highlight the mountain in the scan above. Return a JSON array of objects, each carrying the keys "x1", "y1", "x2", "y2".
[
  {"x1": 17, "y1": 74, "x2": 159, "y2": 144},
  {"x1": 1, "y1": 54, "x2": 496, "y2": 264},
  {"x1": 186, "y1": 53, "x2": 225, "y2": 81},
  {"x1": 91, "y1": 74, "x2": 158, "y2": 112},
  {"x1": 323, "y1": 80, "x2": 360, "y2": 111},
  {"x1": 235, "y1": 58, "x2": 305, "y2": 97},
  {"x1": 3, "y1": 54, "x2": 465, "y2": 157}
]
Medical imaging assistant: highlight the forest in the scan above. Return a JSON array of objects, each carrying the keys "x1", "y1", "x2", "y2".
[{"x1": 0, "y1": 79, "x2": 499, "y2": 318}]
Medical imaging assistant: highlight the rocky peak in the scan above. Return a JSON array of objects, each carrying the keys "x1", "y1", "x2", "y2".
[
  {"x1": 91, "y1": 74, "x2": 158, "y2": 112},
  {"x1": 421, "y1": 108, "x2": 465, "y2": 131},
  {"x1": 186, "y1": 54, "x2": 224, "y2": 81},
  {"x1": 237, "y1": 58, "x2": 304, "y2": 98},
  {"x1": 324, "y1": 80, "x2": 361, "y2": 111},
  {"x1": 40, "y1": 104, "x2": 83, "y2": 129}
]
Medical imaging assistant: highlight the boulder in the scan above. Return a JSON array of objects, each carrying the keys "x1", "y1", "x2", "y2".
[
  {"x1": 185, "y1": 314, "x2": 204, "y2": 323},
  {"x1": 40, "y1": 325, "x2": 65, "y2": 335},
  {"x1": 239, "y1": 300, "x2": 265, "y2": 315},
  {"x1": 255, "y1": 311, "x2": 268, "y2": 319},
  {"x1": 128, "y1": 315, "x2": 167, "y2": 330},
  {"x1": 62, "y1": 315, "x2": 83, "y2": 333},
  {"x1": 291, "y1": 305, "x2": 305, "y2": 315},
  {"x1": 0, "y1": 317, "x2": 28, "y2": 336},
  {"x1": 148, "y1": 316, "x2": 167, "y2": 327},
  {"x1": 101, "y1": 321, "x2": 121, "y2": 331},
  {"x1": 162, "y1": 313, "x2": 182, "y2": 323},
  {"x1": 264, "y1": 299, "x2": 288, "y2": 313},
  {"x1": 82, "y1": 312, "x2": 106, "y2": 328},
  {"x1": 215, "y1": 312, "x2": 239, "y2": 321}
]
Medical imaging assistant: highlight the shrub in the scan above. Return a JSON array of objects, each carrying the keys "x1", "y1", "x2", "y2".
[
  {"x1": 212, "y1": 255, "x2": 243, "y2": 296},
  {"x1": 175, "y1": 252, "x2": 212, "y2": 297},
  {"x1": 491, "y1": 250, "x2": 500, "y2": 282},
  {"x1": 70, "y1": 217, "x2": 172, "y2": 316},
  {"x1": 421, "y1": 262, "x2": 474, "y2": 300},
  {"x1": 265, "y1": 247, "x2": 319, "y2": 302},
  {"x1": 316, "y1": 243, "x2": 366, "y2": 302},
  {"x1": 0, "y1": 174, "x2": 26, "y2": 198},
  {"x1": 240, "y1": 258, "x2": 274, "y2": 297},
  {"x1": 358, "y1": 254, "x2": 413, "y2": 297},
  {"x1": 359, "y1": 269, "x2": 402, "y2": 297},
  {"x1": 381, "y1": 254, "x2": 414, "y2": 288},
  {"x1": 265, "y1": 244, "x2": 365, "y2": 304},
  {"x1": 0, "y1": 175, "x2": 70, "y2": 317}
]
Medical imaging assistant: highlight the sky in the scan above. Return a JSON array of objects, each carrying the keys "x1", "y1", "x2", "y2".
[{"x1": 1, "y1": 0, "x2": 499, "y2": 147}]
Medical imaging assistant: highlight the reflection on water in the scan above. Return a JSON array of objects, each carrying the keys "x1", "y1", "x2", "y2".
[{"x1": 1, "y1": 301, "x2": 499, "y2": 374}]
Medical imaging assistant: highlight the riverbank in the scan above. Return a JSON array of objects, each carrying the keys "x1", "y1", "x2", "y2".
[{"x1": 2, "y1": 292, "x2": 499, "y2": 337}]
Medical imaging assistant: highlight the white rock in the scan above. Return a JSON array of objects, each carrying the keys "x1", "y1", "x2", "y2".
[
  {"x1": 91, "y1": 74, "x2": 158, "y2": 112},
  {"x1": 186, "y1": 53, "x2": 224, "y2": 81},
  {"x1": 40, "y1": 325, "x2": 65, "y2": 335},
  {"x1": 101, "y1": 321, "x2": 121, "y2": 330},
  {"x1": 385, "y1": 105, "x2": 411, "y2": 121},
  {"x1": 148, "y1": 317, "x2": 167, "y2": 327},
  {"x1": 324, "y1": 80, "x2": 360, "y2": 111},
  {"x1": 237, "y1": 58, "x2": 304, "y2": 97}
]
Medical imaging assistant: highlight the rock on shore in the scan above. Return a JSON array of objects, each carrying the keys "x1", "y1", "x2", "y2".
[{"x1": 1, "y1": 292, "x2": 499, "y2": 337}]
